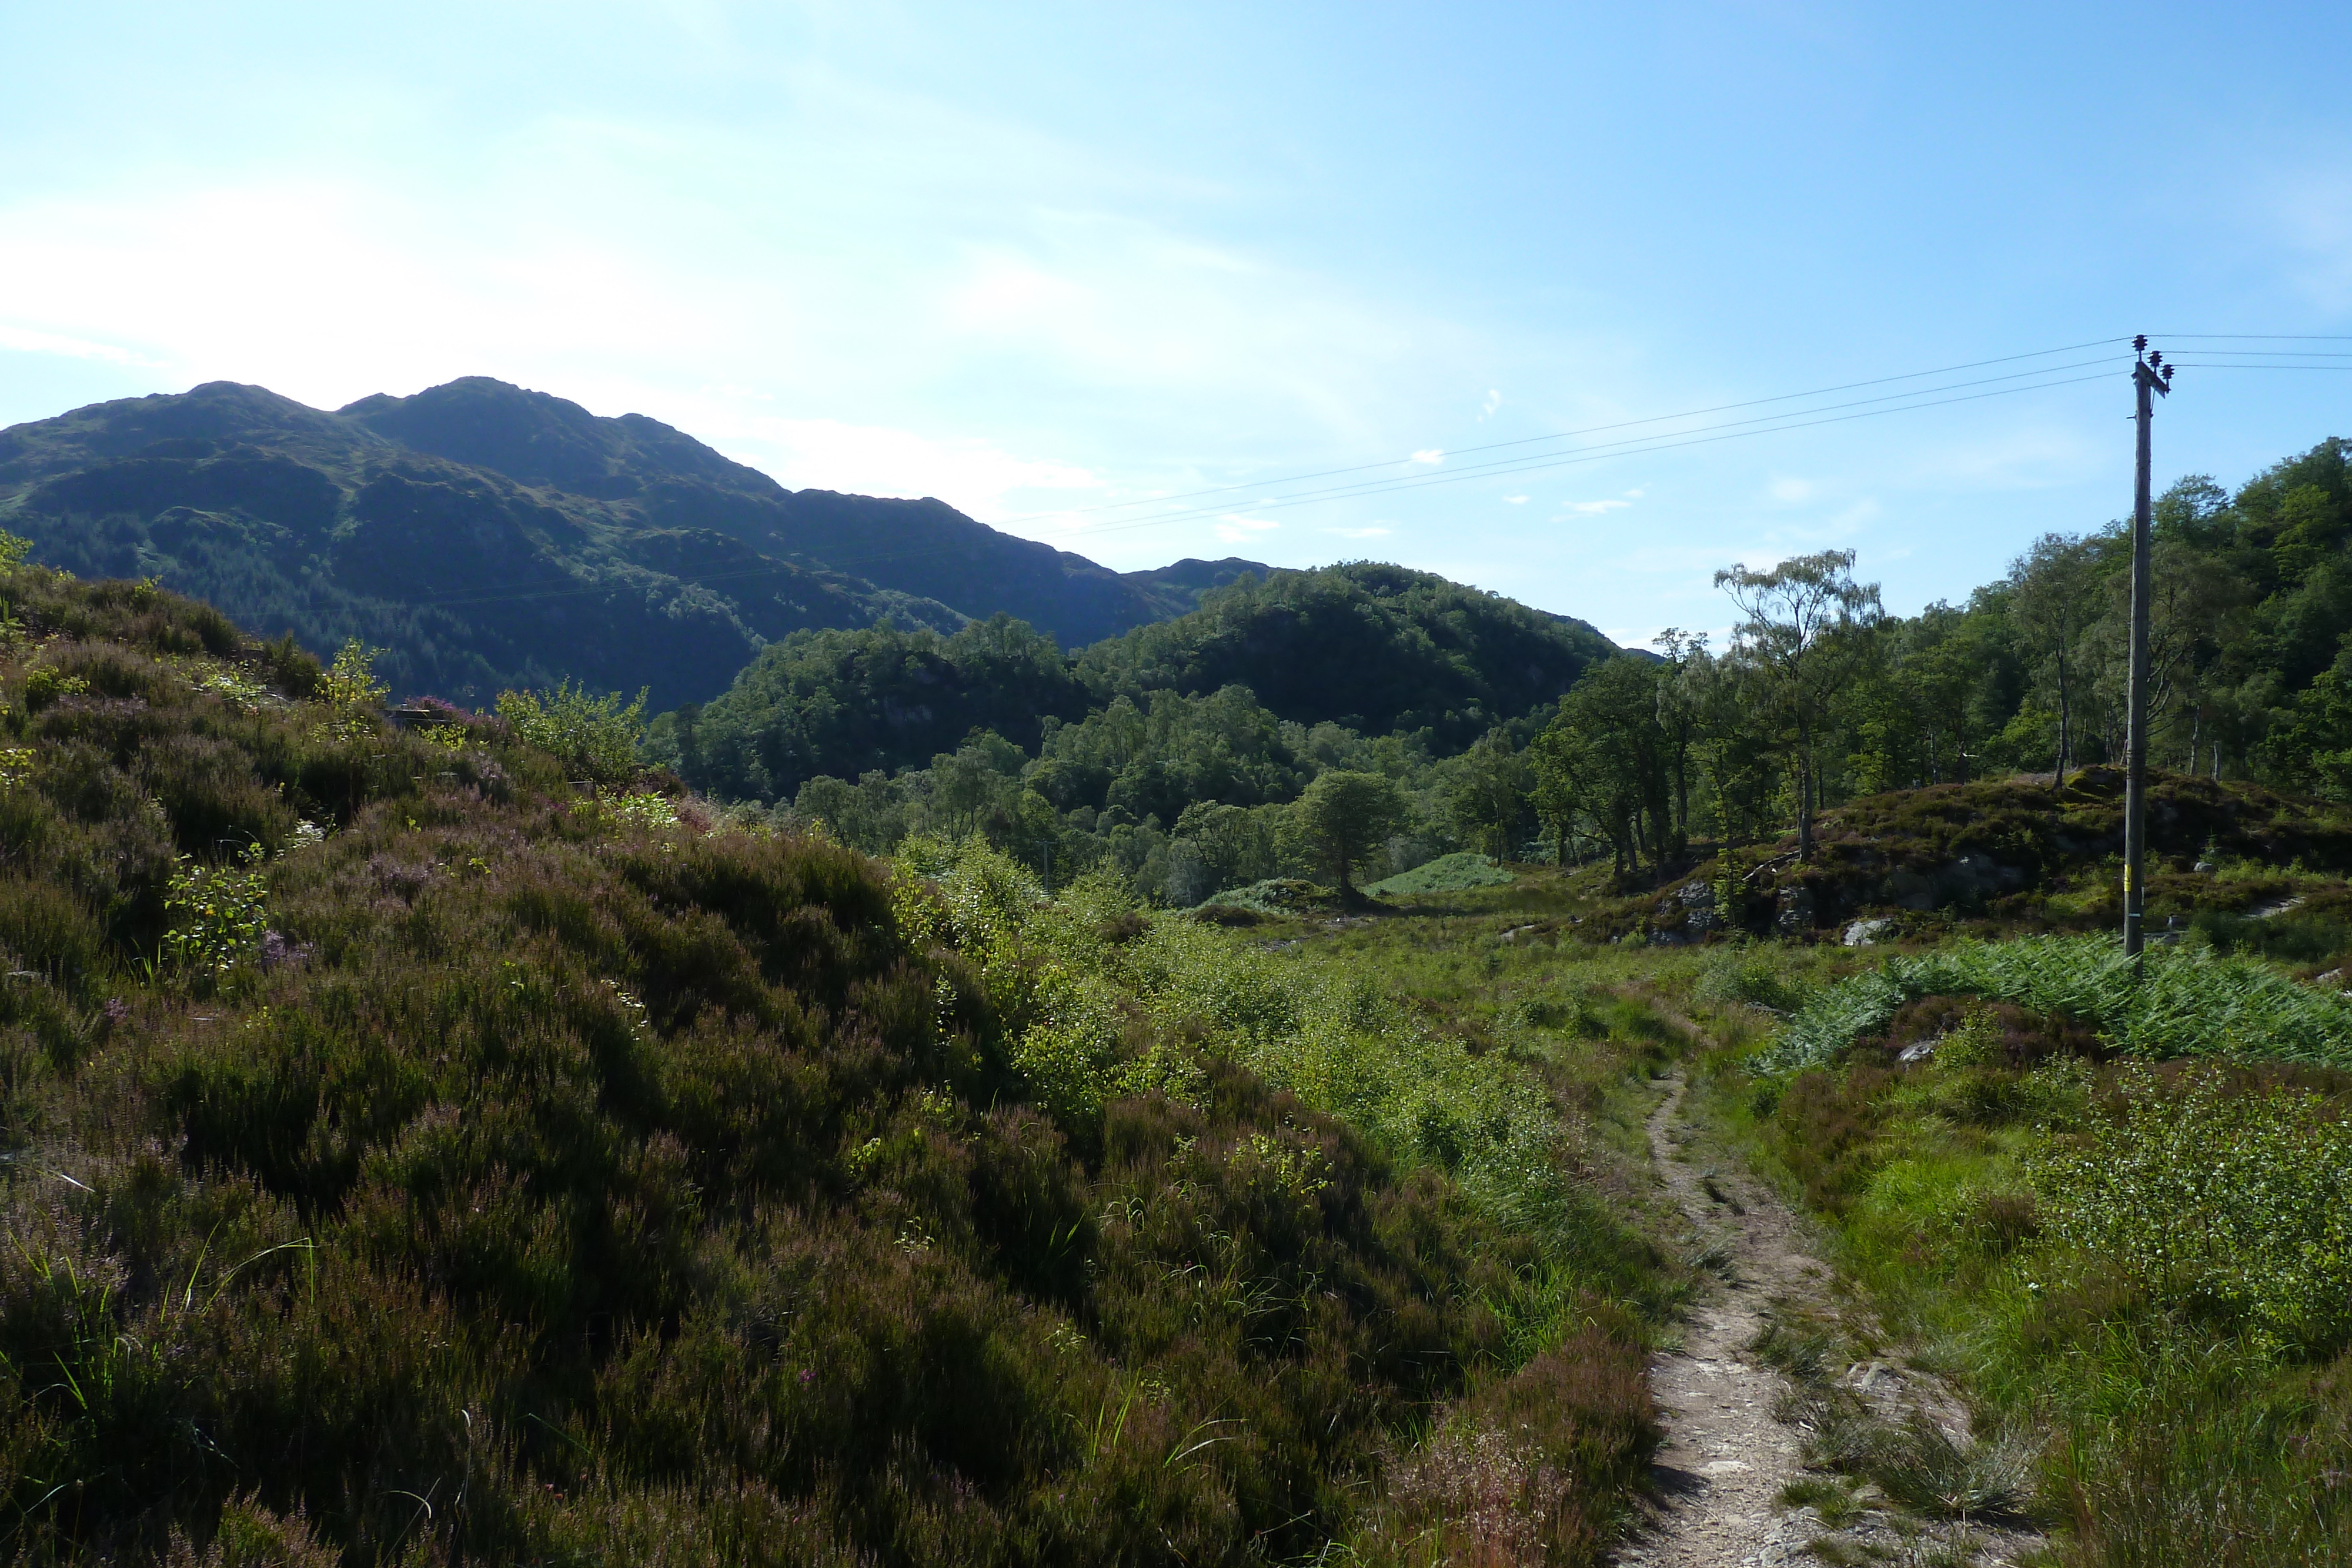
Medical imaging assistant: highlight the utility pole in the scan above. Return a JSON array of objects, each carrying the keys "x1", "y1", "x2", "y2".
[{"x1": 2122, "y1": 335, "x2": 2174, "y2": 960}]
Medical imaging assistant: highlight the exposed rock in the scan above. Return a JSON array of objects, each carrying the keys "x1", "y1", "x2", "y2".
[
  {"x1": 1775, "y1": 885, "x2": 1815, "y2": 933},
  {"x1": 1844, "y1": 917, "x2": 1899, "y2": 947}
]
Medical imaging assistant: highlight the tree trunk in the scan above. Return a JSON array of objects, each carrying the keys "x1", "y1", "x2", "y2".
[
  {"x1": 1795, "y1": 751, "x2": 1816, "y2": 862},
  {"x1": 2056, "y1": 654, "x2": 2071, "y2": 780}
]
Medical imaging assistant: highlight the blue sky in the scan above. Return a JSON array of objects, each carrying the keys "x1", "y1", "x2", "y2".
[{"x1": 3, "y1": 2, "x2": 2348, "y2": 649}]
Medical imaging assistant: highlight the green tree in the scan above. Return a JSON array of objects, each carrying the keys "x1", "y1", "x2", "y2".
[
  {"x1": 1651, "y1": 630, "x2": 1710, "y2": 855},
  {"x1": 1171, "y1": 800, "x2": 1278, "y2": 898},
  {"x1": 2008, "y1": 532, "x2": 2105, "y2": 778},
  {"x1": 1447, "y1": 727, "x2": 1530, "y2": 860},
  {"x1": 1283, "y1": 770, "x2": 1406, "y2": 895},
  {"x1": 2263, "y1": 638, "x2": 2352, "y2": 799},
  {"x1": 1716, "y1": 550, "x2": 1882, "y2": 861},
  {"x1": 1531, "y1": 656, "x2": 1669, "y2": 875}
]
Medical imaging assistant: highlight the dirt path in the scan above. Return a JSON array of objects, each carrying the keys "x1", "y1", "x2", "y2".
[
  {"x1": 1615, "y1": 1069, "x2": 2047, "y2": 1568},
  {"x1": 1613, "y1": 1071, "x2": 1828, "y2": 1568}
]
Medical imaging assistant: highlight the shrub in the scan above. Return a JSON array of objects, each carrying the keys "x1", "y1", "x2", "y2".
[
  {"x1": 160, "y1": 844, "x2": 271, "y2": 986},
  {"x1": 2037, "y1": 1068, "x2": 2352, "y2": 1353},
  {"x1": 315, "y1": 639, "x2": 386, "y2": 742},
  {"x1": 497, "y1": 680, "x2": 648, "y2": 784}
]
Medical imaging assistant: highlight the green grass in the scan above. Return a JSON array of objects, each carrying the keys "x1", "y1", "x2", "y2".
[
  {"x1": 1364, "y1": 851, "x2": 1515, "y2": 897},
  {"x1": 1698, "y1": 978, "x2": 2352, "y2": 1567}
]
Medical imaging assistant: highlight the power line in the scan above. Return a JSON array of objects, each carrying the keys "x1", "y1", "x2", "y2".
[
  {"x1": 2143, "y1": 348, "x2": 2352, "y2": 357},
  {"x1": 1020, "y1": 365, "x2": 2127, "y2": 540},
  {"x1": 389, "y1": 363, "x2": 2127, "y2": 615},
  {"x1": 988, "y1": 336, "x2": 2133, "y2": 526},
  {"x1": 2161, "y1": 362, "x2": 2352, "y2": 370}
]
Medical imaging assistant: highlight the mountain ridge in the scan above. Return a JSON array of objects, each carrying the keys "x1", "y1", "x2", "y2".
[{"x1": 0, "y1": 377, "x2": 1282, "y2": 708}]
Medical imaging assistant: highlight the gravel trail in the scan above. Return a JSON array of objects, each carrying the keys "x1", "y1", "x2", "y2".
[{"x1": 1613, "y1": 1071, "x2": 1829, "y2": 1568}]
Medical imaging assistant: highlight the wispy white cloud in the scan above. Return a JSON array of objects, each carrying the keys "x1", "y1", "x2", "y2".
[
  {"x1": 1501, "y1": 493, "x2": 1529, "y2": 504},
  {"x1": 1411, "y1": 448, "x2": 1444, "y2": 464},
  {"x1": 1478, "y1": 388, "x2": 1501, "y2": 420},
  {"x1": 1324, "y1": 524, "x2": 1394, "y2": 539},
  {"x1": 1558, "y1": 497, "x2": 1633, "y2": 515},
  {"x1": 0, "y1": 323, "x2": 165, "y2": 367},
  {"x1": 1214, "y1": 512, "x2": 1281, "y2": 543},
  {"x1": 1769, "y1": 475, "x2": 1814, "y2": 502},
  {"x1": 709, "y1": 412, "x2": 1100, "y2": 520}
]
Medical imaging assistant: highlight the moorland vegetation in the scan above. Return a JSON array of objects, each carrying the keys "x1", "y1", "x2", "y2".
[{"x1": 0, "y1": 553, "x2": 1678, "y2": 1566}]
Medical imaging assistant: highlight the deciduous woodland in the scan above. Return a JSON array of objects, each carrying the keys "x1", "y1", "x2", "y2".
[{"x1": 662, "y1": 440, "x2": 2352, "y2": 919}]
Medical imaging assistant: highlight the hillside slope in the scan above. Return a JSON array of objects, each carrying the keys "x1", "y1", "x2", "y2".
[
  {"x1": 1081, "y1": 560, "x2": 1619, "y2": 744},
  {"x1": 0, "y1": 378, "x2": 1272, "y2": 709},
  {"x1": 0, "y1": 563, "x2": 1659, "y2": 1564}
]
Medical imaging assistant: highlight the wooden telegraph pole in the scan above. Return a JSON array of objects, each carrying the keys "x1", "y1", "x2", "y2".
[{"x1": 2122, "y1": 335, "x2": 2174, "y2": 959}]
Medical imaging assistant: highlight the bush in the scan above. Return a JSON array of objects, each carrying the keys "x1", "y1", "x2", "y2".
[
  {"x1": 497, "y1": 680, "x2": 648, "y2": 784},
  {"x1": 2038, "y1": 1068, "x2": 2352, "y2": 1353},
  {"x1": 160, "y1": 844, "x2": 272, "y2": 987}
]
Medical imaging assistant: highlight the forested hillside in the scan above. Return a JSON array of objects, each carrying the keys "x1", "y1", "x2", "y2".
[
  {"x1": 675, "y1": 435, "x2": 2352, "y2": 921},
  {"x1": 0, "y1": 379, "x2": 1268, "y2": 710},
  {"x1": 647, "y1": 562, "x2": 1619, "y2": 902},
  {"x1": 1514, "y1": 436, "x2": 2352, "y2": 880}
]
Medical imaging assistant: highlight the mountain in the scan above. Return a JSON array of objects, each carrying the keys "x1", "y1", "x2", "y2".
[
  {"x1": 333, "y1": 377, "x2": 1260, "y2": 645},
  {"x1": 0, "y1": 377, "x2": 1267, "y2": 710}
]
